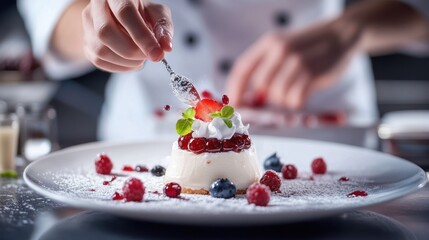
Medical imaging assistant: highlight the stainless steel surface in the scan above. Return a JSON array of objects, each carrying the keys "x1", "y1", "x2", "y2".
[{"x1": 161, "y1": 59, "x2": 200, "y2": 106}]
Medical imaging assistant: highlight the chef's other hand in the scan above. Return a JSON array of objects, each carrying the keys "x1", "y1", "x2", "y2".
[
  {"x1": 82, "y1": 0, "x2": 173, "y2": 72},
  {"x1": 226, "y1": 20, "x2": 361, "y2": 110}
]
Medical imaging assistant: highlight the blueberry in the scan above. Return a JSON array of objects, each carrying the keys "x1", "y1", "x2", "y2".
[
  {"x1": 263, "y1": 152, "x2": 283, "y2": 172},
  {"x1": 209, "y1": 178, "x2": 236, "y2": 199},
  {"x1": 151, "y1": 165, "x2": 166, "y2": 177}
]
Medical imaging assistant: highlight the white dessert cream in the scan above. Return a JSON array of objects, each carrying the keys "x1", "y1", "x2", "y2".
[{"x1": 164, "y1": 103, "x2": 262, "y2": 194}]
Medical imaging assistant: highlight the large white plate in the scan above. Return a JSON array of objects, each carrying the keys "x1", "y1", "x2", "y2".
[{"x1": 24, "y1": 136, "x2": 427, "y2": 225}]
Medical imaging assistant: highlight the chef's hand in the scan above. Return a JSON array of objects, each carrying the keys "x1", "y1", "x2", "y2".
[
  {"x1": 82, "y1": 0, "x2": 173, "y2": 72},
  {"x1": 226, "y1": 20, "x2": 361, "y2": 110}
]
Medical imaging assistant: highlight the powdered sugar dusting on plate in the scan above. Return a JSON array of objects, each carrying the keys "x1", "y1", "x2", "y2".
[{"x1": 42, "y1": 168, "x2": 380, "y2": 214}]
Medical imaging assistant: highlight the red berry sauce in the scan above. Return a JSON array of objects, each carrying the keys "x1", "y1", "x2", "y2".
[
  {"x1": 339, "y1": 176, "x2": 350, "y2": 182},
  {"x1": 122, "y1": 165, "x2": 134, "y2": 172},
  {"x1": 112, "y1": 191, "x2": 124, "y2": 200},
  {"x1": 135, "y1": 165, "x2": 149, "y2": 172},
  {"x1": 164, "y1": 182, "x2": 182, "y2": 198},
  {"x1": 103, "y1": 176, "x2": 117, "y2": 185},
  {"x1": 179, "y1": 133, "x2": 252, "y2": 154},
  {"x1": 347, "y1": 190, "x2": 368, "y2": 198},
  {"x1": 222, "y1": 94, "x2": 229, "y2": 105}
]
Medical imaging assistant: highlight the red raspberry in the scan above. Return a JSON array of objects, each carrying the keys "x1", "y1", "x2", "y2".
[
  {"x1": 260, "y1": 170, "x2": 281, "y2": 192},
  {"x1": 246, "y1": 183, "x2": 271, "y2": 206},
  {"x1": 311, "y1": 157, "x2": 327, "y2": 174},
  {"x1": 164, "y1": 182, "x2": 182, "y2": 198},
  {"x1": 122, "y1": 178, "x2": 145, "y2": 202},
  {"x1": 95, "y1": 154, "x2": 113, "y2": 175},
  {"x1": 281, "y1": 164, "x2": 298, "y2": 179}
]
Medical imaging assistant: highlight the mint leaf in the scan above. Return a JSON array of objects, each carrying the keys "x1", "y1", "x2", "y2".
[
  {"x1": 182, "y1": 107, "x2": 195, "y2": 119},
  {"x1": 176, "y1": 118, "x2": 194, "y2": 136},
  {"x1": 223, "y1": 119, "x2": 233, "y2": 128},
  {"x1": 221, "y1": 106, "x2": 234, "y2": 119},
  {"x1": 209, "y1": 111, "x2": 222, "y2": 118},
  {"x1": 1, "y1": 170, "x2": 18, "y2": 179}
]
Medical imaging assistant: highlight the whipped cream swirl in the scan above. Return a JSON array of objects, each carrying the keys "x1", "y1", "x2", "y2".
[{"x1": 192, "y1": 112, "x2": 249, "y2": 139}]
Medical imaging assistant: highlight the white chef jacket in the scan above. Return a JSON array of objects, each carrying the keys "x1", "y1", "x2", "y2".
[{"x1": 19, "y1": 0, "x2": 379, "y2": 141}]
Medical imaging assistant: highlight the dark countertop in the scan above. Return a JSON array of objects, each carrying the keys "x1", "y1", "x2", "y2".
[{"x1": 1, "y1": 169, "x2": 428, "y2": 240}]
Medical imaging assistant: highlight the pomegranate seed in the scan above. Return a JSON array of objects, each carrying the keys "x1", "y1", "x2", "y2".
[
  {"x1": 122, "y1": 178, "x2": 145, "y2": 202},
  {"x1": 347, "y1": 190, "x2": 368, "y2": 198},
  {"x1": 222, "y1": 139, "x2": 235, "y2": 151},
  {"x1": 222, "y1": 94, "x2": 229, "y2": 105},
  {"x1": 135, "y1": 165, "x2": 149, "y2": 172},
  {"x1": 178, "y1": 132, "x2": 193, "y2": 150},
  {"x1": 281, "y1": 164, "x2": 298, "y2": 179},
  {"x1": 95, "y1": 154, "x2": 113, "y2": 175},
  {"x1": 188, "y1": 138, "x2": 206, "y2": 154},
  {"x1": 206, "y1": 138, "x2": 222, "y2": 152},
  {"x1": 201, "y1": 90, "x2": 213, "y2": 99},
  {"x1": 311, "y1": 157, "x2": 327, "y2": 174},
  {"x1": 243, "y1": 135, "x2": 251, "y2": 149},
  {"x1": 112, "y1": 191, "x2": 124, "y2": 200},
  {"x1": 164, "y1": 105, "x2": 171, "y2": 111},
  {"x1": 246, "y1": 183, "x2": 271, "y2": 206},
  {"x1": 260, "y1": 170, "x2": 281, "y2": 192},
  {"x1": 122, "y1": 165, "x2": 134, "y2": 171},
  {"x1": 164, "y1": 182, "x2": 182, "y2": 198}
]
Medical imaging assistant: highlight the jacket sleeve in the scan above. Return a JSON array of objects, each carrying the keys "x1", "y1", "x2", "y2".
[{"x1": 17, "y1": 0, "x2": 94, "y2": 80}]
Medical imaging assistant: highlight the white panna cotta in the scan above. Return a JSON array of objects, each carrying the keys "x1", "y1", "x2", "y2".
[{"x1": 164, "y1": 141, "x2": 261, "y2": 194}]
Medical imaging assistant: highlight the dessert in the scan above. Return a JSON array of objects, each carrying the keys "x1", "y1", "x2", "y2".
[{"x1": 164, "y1": 97, "x2": 261, "y2": 194}]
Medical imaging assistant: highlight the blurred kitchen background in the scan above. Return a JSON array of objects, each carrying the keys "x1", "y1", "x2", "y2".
[{"x1": 0, "y1": 0, "x2": 428, "y2": 151}]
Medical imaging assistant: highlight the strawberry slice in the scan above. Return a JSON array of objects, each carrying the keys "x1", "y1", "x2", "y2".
[{"x1": 195, "y1": 99, "x2": 223, "y2": 122}]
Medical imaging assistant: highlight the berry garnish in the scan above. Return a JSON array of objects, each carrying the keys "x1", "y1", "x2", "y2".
[
  {"x1": 135, "y1": 165, "x2": 149, "y2": 172},
  {"x1": 206, "y1": 138, "x2": 222, "y2": 152},
  {"x1": 95, "y1": 154, "x2": 113, "y2": 175},
  {"x1": 311, "y1": 157, "x2": 327, "y2": 174},
  {"x1": 209, "y1": 178, "x2": 236, "y2": 199},
  {"x1": 281, "y1": 164, "x2": 298, "y2": 179},
  {"x1": 164, "y1": 105, "x2": 171, "y2": 111},
  {"x1": 122, "y1": 165, "x2": 134, "y2": 171},
  {"x1": 122, "y1": 178, "x2": 145, "y2": 202},
  {"x1": 164, "y1": 182, "x2": 182, "y2": 198},
  {"x1": 263, "y1": 153, "x2": 283, "y2": 172},
  {"x1": 246, "y1": 183, "x2": 271, "y2": 206},
  {"x1": 201, "y1": 90, "x2": 214, "y2": 99},
  {"x1": 260, "y1": 170, "x2": 281, "y2": 192},
  {"x1": 112, "y1": 191, "x2": 124, "y2": 200},
  {"x1": 195, "y1": 99, "x2": 223, "y2": 122},
  {"x1": 178, "y1": 132, "x2": 193, "y2": 150},
  {"x1": 154, "y1": 109, "x2": 164, "y2": 118},
  {"x1": 188, "y1": 138, "x2": 206, "y2": 154},
  {"x1": 222, "y1": 94, "x2": 229, "y2": 105},
  {"x1": 347, "y1": 190, "x2": 368, "y2": 198},
  {"x1": 151, "y1": 165, "x2": 166, "y2": 177}
]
